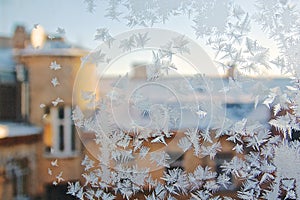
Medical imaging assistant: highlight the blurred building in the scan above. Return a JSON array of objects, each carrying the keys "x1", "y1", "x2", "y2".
[
  {"x1": 0, "y1": 25, "x2": 89, "y2": 200},
  {"x1": 0, "y1": 27, "x2": 43, "y2": 200}
]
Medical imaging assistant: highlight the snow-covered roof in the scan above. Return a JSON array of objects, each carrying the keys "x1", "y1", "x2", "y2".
[
  {"x1": 14, "y1": 40, "x2": 88, "y2": 57},
  {"x1": 0, "y1": 121, "x2": 42, "y2": 139},
  {"x1": 15, "y1": 48, "x2": 87, "y2": 57}
]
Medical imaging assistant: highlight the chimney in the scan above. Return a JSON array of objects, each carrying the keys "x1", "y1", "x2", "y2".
[
  {"x1": 131, "y1": 63, "x2": 147, "y2": 80},
  {"x1": 12, "y1": 25, "x2": 28, "y2": 49},
  {"x1": 225, "y1": 65, "x2": 236, "y2": 80}
]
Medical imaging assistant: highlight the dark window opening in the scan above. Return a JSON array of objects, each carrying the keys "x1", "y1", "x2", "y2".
[
  {"x1": 0, "y1": 83, "x2": 22, "y2": 121},
  {"x1": 45, "y1": 183, "x2": 74, "y2": 200},
  {"x1": 6, "y1": 158, "x2": 29, "y2": 199},
  {"x1": 215, "y1": 153, "x2": 233, "y2": 174},
  {"x1": 44, "y1": 106, "x2": 50, "y2": 115},
  {"x1": 167, "y1": 152, "x2": 184, "y2": 170},
  {"x1": 71, "y1": 125, "x2": 76, "y2": 151},
  {"x1": 58, "y1": 107, "x2": 64, "y2": 119},
  {"x1": 59, "y1": 125, "x2": 64, "y2": 151},
  {"x1": 291, "y1": 130, "x2": 300, "y2": 141},
  {"x1": 45, "y1": 146, "x2": 51, "y2": 154},
  {"x1": 225, "y1": 103, "x2": 254, "y2": 120},
  {"x1": 215, "y1": 153, "x2": 237, "y2": 191}
]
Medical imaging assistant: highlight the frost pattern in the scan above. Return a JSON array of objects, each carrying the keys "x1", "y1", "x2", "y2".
[{"x1": 58, "y1": 0, "x2": 300, "y2": 199}]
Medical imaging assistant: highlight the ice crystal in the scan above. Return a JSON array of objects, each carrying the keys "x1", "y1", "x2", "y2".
[
  {"x1": 47, "y1": 168, "x2": 52, "y2": 176},
  {"x1": 84, "y1": 0, "x2": 97, "y2": 13},
  {"x1": 51, "y1": 159, "x2": 58, "y2": 167},
  {"x1": 94, "y1": 28, "x2": 115, "y2": 47},
  {"x1": 50, "y1": 77, "x2": 60, "y2": 87},
  {"x1": 49, "y1": 61, "x2": 61, "y2": 70},
  {"x1": 51, "y1": 97, "x2": 64, "y2": 107},
  {"x1": 56, "y1": 27, "x2": 65, "y2": 35},
  {"x1": 162, "y1": 168, "x2": 189, "y2": 195}
]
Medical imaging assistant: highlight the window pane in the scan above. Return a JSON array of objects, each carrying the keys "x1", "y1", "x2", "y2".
[
  {"x1": 291, "y1": 130, "x2": 300, "y2": 141},
  {"x1": 71, "y1": 125, "x2": 76, "y2": 151},
  {"x1": 168, "y1": 152, "x2": 184, "y2": 170},
  {"x1": 59, "y1": 125, "x2": 64, "y2": 151},
  {"x1": 44, "y1": 106, "x2": 50, "y2": 115},
  {"x1": 215, "y1": 153, "x2": 236, "y2": 191},
  {"x1": 0, "y1": 84, "x2": 21, "y2": 121},
  {"x1": 58, "y1": 107, "x2": 64, "y2": 119},
  {"x1": 12, "y1": 169, "x2": 17, "y2": 196},
  {"x1": 45, "y1": 183, "x2": 74, "y2": 200},
  {"x1": 8, "y1": 158, "x2": 29, "y2": 198}
]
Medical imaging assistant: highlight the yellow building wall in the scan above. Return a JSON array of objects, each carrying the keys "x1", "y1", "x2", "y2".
[
  {"x1": 18, "y1": 56, "x2": 82, "y2": 125},
  {"x1": 16, "y1": 53, "x2": 94, "y2": 197}
]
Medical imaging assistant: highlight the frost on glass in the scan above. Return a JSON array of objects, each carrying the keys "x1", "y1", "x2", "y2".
[{"x1": 52, "y1": 0, "x2": 300, "y2": 199}]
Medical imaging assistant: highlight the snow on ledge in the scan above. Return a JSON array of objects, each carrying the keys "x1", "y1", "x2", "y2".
[
  {"x1": 14, "y1": 48, "x2": 88, "y2": 57},
  {"x1": 0, "y1": 121, "x2": 42, "y2": 139}
]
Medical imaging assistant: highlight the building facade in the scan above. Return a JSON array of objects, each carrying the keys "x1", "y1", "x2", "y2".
[{"x1": 0, "y1": 25, "x2": 90, "y2": 200}]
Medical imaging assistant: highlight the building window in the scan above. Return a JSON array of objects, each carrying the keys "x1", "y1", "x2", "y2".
[
  {"x1": 215, "y1": 153, "x2": 237, "y2": 191},
  {"x1": 0, "y1": 83, "x2": 22, "y2": 121},
  {"x1": 6, "y1": 158, "x2": 29, "y2": 200},
  {"x1": 44, "y1": 106, "x2": 78, "y2": 157},
  {"x1": 225, "y1": 103, "x2": 254, "y2": 120},
  {"x1": 45, "y1": 182, "x2": 74, "y2": 200},
  {"x1": 291, "y1": 129, "x2": 300, "y2": 141},
  {"x1": 167, "y1": 152, "x2": 184, "y2": 170}
]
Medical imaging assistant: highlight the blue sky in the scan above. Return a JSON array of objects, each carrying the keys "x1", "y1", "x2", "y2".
[
  {"x1": 0, "y1": 0, "x2": 195, "y2": 50},
  {"x1": 1, "y1": 0, "x2": 126, "y2": 49}
]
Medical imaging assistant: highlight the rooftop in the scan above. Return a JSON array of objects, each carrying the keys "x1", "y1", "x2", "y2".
[{"x1": 0, "y1": 26, "x2": 88, "y2": 82}]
